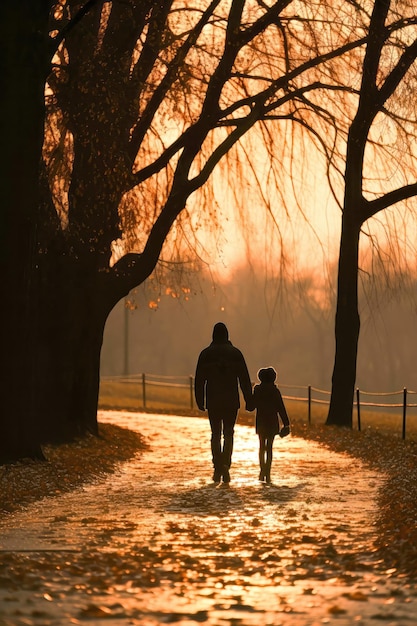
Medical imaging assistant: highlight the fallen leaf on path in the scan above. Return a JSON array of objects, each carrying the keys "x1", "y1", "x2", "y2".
[
  {"x1": 79, "y1": 604, "x2": 112, "y2": 618},
  {"x1": 343, "y1": 590, "x2": 368, "y2": 601},
  {"x1": 328, "y1": 604, "x2": 347, "y2": 614}
]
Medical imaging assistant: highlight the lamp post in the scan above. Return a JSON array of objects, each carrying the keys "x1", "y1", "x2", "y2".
[{"x1": 124, "y1": 299, "x2": 129, "y2": 376}]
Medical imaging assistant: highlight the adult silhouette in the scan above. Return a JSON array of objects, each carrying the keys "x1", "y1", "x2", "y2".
[{"x1": 194, "y1": 322, "x2": 252, "y2": 483}]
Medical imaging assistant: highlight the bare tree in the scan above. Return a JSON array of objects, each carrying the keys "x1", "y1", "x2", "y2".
[
  {"x1": 236, "y1": 1, "x2": 417, "y2": 427},
  {"x1": 326, "y1": 0, "x2": 417, "y2": 426}
]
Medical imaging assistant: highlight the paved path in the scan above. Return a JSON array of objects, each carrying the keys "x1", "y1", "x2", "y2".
[{"x1": 0, "y1": 411, "x2": 416, "y2": 625}]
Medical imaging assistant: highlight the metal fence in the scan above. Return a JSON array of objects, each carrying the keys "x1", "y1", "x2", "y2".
[
  {"x1": 100, "y1": 374, "x2": 417, "y2": 440},
  {"x1": 280, "y1": 384, "x2": 417, "y2": 439},
  {"x1": 100, "y1": 373, "x2": 194, "y2": 411}
]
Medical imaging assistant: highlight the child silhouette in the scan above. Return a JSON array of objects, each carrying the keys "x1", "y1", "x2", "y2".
[{"x1": 252, "y1": 367, "x2": 290, "y2": 483}]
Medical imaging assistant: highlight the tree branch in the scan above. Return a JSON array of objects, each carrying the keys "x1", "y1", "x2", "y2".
[
  {"x1": 377, "y1": 38, "x2": 417, "y2": 108},
  {"x1": 129, "y1": 0, "x2": 221, "y2": 159},
  {"x1": 49, "y1": 0, "x2": 101, "y2": 60},
  {"x1": 362, "y1": 183, "x2": 417, "y2": 221}
]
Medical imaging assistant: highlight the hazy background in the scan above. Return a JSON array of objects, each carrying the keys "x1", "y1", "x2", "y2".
[{"x1": 101, "y1": 263, "x2": 417, "y2": 393}]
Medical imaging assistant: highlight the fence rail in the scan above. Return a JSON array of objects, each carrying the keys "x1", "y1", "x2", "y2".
[{"x1": 100, "y1": 374, "x2": 417, "y2": 440}]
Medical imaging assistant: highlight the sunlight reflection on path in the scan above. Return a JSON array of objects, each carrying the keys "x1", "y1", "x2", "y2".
[{"x1": 0, "y1": 411, "x2": 416, "y2": 625}]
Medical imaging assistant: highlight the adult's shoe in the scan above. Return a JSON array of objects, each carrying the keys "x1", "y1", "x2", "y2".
[
  {"x1": 212, "y1": 469, "x2": 222, "y2": 483},
  {"x1": 222, "y1": 468, "x2": 231, "y2": 483}
]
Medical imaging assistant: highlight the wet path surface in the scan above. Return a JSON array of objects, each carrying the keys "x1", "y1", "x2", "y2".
[{"x1": 0, "y1": 411, "x2": 416, "y2": 625}]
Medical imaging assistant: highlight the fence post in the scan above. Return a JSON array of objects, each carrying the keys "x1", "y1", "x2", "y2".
[
  {"x1": 356, "y1": 388, "x2": 361, "y2": 431},
  {"x1": 402, "y1": 387, "x2": 407, "y2": 440},
  {"x1": 142, "y1": 373, "x2": 146, "y2": 409},
  {"x1": 308, "y1": 385, "x2": 311, "y2": 425},
  {"x1": 189, "y1": 376, "x2": 194, "y2": 409}
]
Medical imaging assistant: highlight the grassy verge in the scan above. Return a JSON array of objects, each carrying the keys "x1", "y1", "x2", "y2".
[
  {"x1": 99, "y1": 379, "x2": 417, "y2": 440},
  {"x1": 99, "y1": 378, "x2": 194, "y2": 413}
]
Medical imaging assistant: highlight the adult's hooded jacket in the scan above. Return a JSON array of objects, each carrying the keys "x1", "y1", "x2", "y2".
[{"x1": 194, "y1": 323, "x2": 252, "y2": 412}]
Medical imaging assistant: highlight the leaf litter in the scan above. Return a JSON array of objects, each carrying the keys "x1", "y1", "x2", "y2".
[{"x1": 0, "y1": 411, "x2": 416, "y2": 625}]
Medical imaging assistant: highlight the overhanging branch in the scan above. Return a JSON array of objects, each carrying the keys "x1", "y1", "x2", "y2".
[
  {"x1": 362, "y1": 183, "x2": 417, "y2": 222},
  {"x1": 49, "y1": 0, "x2": 100, "y2": 60}
]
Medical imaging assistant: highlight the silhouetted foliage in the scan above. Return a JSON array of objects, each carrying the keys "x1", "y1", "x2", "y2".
[{"x1": 5, "y1": 1, "x2": 357, "y2": 461}]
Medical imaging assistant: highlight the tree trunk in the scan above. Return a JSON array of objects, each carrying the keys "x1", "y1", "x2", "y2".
[
  {"x1": 65, "y1": 288, "x2": 108, "y2": 438},
  {"x1": 0, "y1": 2, "x2": 50, "y2": 463},
  {"x1": 33, "y1": 250, "x2": 112, "y2": 444},
  {"x1": 326, "y1": 213, "x2": 361, "y2": 428}
]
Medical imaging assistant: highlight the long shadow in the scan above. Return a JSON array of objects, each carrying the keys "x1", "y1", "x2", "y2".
[
  {"x1": 164, "y1": 480, "x2": 306, "y2": 517},
  {"x1": 256, "y1": 481, "x2": 306, "y2": 504}
]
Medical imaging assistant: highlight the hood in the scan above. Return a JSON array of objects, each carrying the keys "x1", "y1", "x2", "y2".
[{"x1": 212, "y1": 322, "x2": 229, "y2": 343}]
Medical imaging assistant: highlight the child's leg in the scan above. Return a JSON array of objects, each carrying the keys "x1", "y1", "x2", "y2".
[
  {"x1": 266, "y1": 437, "x2": 274, "y2": 465},
  {"x1": 258, "y1": 435, "x2": 266, "y2": 479},
  {"x1": 265, "y1": 436, "x2": 275, "y2": 482}
]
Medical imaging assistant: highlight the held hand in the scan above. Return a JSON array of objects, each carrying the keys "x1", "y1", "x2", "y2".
[{"x1": 245, "y1": 394, "x2": 255, "y2": 412}]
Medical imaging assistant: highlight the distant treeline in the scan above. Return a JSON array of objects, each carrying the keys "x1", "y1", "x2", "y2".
[{"x1": 101, "y1": 264, "x2": 417, "y2": 393}]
